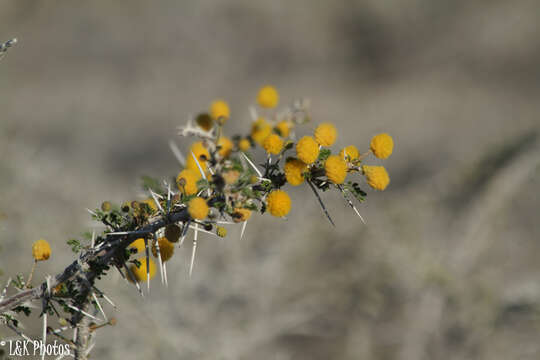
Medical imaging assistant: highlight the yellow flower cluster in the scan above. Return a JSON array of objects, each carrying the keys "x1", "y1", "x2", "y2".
[
  {"x1": 370, "y1": 133, "x2": 393, "y2": 159},
  {"x1": 186, "y1": 141, "x2": 210, "y2": 175},
  {"x1": 257, "y1": 85, "x2": 279, "y2": 108},
  {"x1": 266, "y1": 190, "x2": 291, "y2": 217},
  {"x1": 210, "y1": 100, "x2": 230, "y2": 122},
  {"x1": 129, "y1": 258, "x2": 156, "y2": 282},
  {"x1": 128, "y1": 238, "x2": 146, "y2": 254},
  {"x1": 217, "y1": 136, "x2": 233, "y2": 157},
  {"x1": 284, "y1": 158, "x2": 307, "y2": 186},
  {"x1": 339, "y1": 145, "x2": 359, "y2": 161},
  {"x1": 232, "y1": 208, "x2": 252, "y2": 223},
  {"x1": 275, "y1": 120, "x2": 291, "y2": 137},
  {"x1": 251, "y1": 118, "x2": 272, "y2": 145},
  {"x1": 362, "y1": 165, "x2": 390, "y2": 191},
  {"x1": 314, "y1": 123, "x2": 337, "y2": 146},
  {"x1": 263, "y1": 134, "x2": 284, "y2": 155},
  {"x1": 238, "y1": 138, "x2": 251, "y2": 151},
  {"x1": 32, "y1": 239, "x2": 51, "y2": 261},
  {"x1": 176, "y1": 168, "x2": 200, "y2": 195},
  {"x1": 296, "y1": 136, "x2": 319, "y2": 164},
  {"x1": 324, "y1": 155, "x2": 348, "y2": 184},
  {"x1": 188, "y1": 197, "x2": 209, "y2": 220},
  {"x1": 152, "y1": 237, "x2": 175, "y2": 262}
]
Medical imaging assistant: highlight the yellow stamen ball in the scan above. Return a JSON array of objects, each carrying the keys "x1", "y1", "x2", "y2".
[
  {"x1": 217, "y1": 136, "x2": 234, "y2": 157},
  {"x1": 339, "y1": 145, "x2": 359, "y2": 161},
  {"x1": 209, "y1": 99, "x2": 230, "y2": 122},
  {"x1": 263, "y1": 134, "x2": 284, "y2": 155},
  {"x1": 152, "y1": 237, "x2": 175, "y2": 262},
  {"x1": 370, "y1": 133, "x2": 394, "y2": 159},
  {"x1": 266, "y1": 190, "x2": 291, "y2": 217},
  {"x1": 186, "y1": 141, "x2": 210, "y2": 175},
  {"x1": 257, "y1": 85, "x2": 279, "y2": 108},
  {"x1": 296, "y1": 136, "x2": 319, "y2": 164},
  {"x1": 128, "y1": 238, "x2": 147, "y2": 254},
  {"x1": 176, "y1": 169, "x2": 201, "y2": 195},
  {"x1": 216, "y1": 226, "x2": 227, "y2": 237},
  {"x1": 362, "y1": 165, "x2": 390, "y2": 191},
  {"x1": 275, "y1": 120, "x2": 291, "y2": 137},
  {"x1": 142, "y1": 198, "x2": 158, "y2": 213},
  {"x1": 284, "y1": 158, "x2": 307, "y2": 186},
  {"x1": 129, "y1": 258, "x2": 156, "y2": 283},
  {"x1": 232, "y1": 208, "x2": 252, "y2": 223},
  {"x1": 188, "y1": 197, "x2": 209, "y2": 220},
  {"x1": 324, "y1": 155, "x2": 348, "y2": 184},
  {"x1": 32, "y1": 239, "x2": 51, "y2": 261},
  {"x1": 101, "y1": 201, "x2": 111, "y2": 212},
  {"x1": 251, "y1": 117, "x2": 272, "y2": 145},
  {"x1": 238, "y1": 138, "x2": 251, "y2": 151},
  {"x1": 314, "y1": 123, "x2": 337, "y2": 146}
]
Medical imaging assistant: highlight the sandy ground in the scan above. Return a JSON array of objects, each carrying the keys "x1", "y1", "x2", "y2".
[{"x1": 1, "y1": 1, "x2": 540, "y2": 359}]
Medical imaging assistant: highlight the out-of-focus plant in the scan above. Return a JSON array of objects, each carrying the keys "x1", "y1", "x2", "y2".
[{"x1": 0, "y1": 79, "x2": 394, "y2": 359}]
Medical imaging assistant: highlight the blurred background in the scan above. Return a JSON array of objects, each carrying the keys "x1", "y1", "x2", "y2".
[{"x1": 1, "y1": 1, "x2": 540, "y2": 359}]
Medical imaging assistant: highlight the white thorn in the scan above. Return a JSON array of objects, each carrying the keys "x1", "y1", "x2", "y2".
[
  {"x1": 191, "y1": 151, "x2": 207, "y2": 180},
  {"x1": 92, "y1": 292, "x2": 107, "y2": 322},
  {"x1": 163, "y1": 262, "x2": 169, "y2": 288},
  {"x1": 149, "y1": 190, "x2": 165, "y2": 214},
  {"x1": 241, "y1": 152, "x2": 263, "y2": 177},
  {"x1": 168, "y1": 140, "x2": 186, "y2": 166},
  {"x1": 249, "y1": 106, "x2": 258, "y2": 121},
  {"x1": 154, "y1": 234, "x2": 165, "y2": 285},
  {"x1": 42, "y1": 312, "x2": 47, "y2": 360},
  {"x1": 189, "y1": 224, "x2": 199, "y2": 277},
  {"x1": 240, "y1": 221, "x2": 247, "y2": 240},
  {"x1": 66, "y1": 304, "x2": 99, "y2": 321},
  {"x1": 91, "y1": 230, "x2": 96, "y2": 249}
]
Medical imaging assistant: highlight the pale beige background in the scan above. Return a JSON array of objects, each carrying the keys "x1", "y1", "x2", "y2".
[{"x1": 1, "y1": 1, "x2": 540, "y2": 359}]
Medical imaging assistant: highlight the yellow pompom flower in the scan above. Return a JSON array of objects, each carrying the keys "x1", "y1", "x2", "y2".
[
  {"x1": 284, "y1": 158, "x2": 307, "y2": 186},
  {"x1": 257, "y1": 85, "x2": 279, "y2": 108},
  {"x1": 32, "y1": 239, "x2": 51, "y2": 261},
  {"x1": 209, "y1": 99, "x2": 230, "y2": 122},
  {"x1": 296, "y1": 136, "x2": 319, "y2": 164},
  {"x1": 232, "y1": 208, "x2": 252, "y2": 223},
  {"x1": 266, "y1": 190, "x2": 291, "y2": 217},
  {"x1": 142, "y1": 198, "x2": 158, "y2": 213},
  {"x1": 152, "y1": 237, "x2": 175, "y2": 262},
  {"x1": 128, "y1": 238, "x2": 147, "y2": 254},
  {"x1": 325, "y1": 155, "x2": 348, "y2": 184},
  {"x1": 370, "y1": 133, "x2": 394, "y2": 159},
  {"x1": 188, "y1": 197, "x2": 209, "y2": 220},
  {"x1": 275, "y1": 120, "x2": 291, "y2": 137},
  {"x1": 362, "y1": 165, "x2": 390, "y2": 191},
  {"x1": 251, "y1": 117, "x2": 272, "y2": 145},
  {"x1": 238, "y1": 138, "x2": 251, "y2": 151},
  {"x1": 263, "y1": 134, "x2": 284, "y2": 155},
  {"x1": 129, "y1": 258, "x2": 156, "y2": 283},
  {"x1": 176, "y1": 169, "x2": 200, "y2": 195},
  {"x1": 216, "y1": 226, "x2": 227, "y2": 238},
  {"x1": 186, "y1": 141, "x2": 210, "y2": 174},
  {"x1": 339, "y1": 145, "x2": 359, "y2": 161},
  {"x1": 217, "y1": 136, "x2": 234, "y2": 157},
  {"x1": 314, "y1": 123, "x2": 337, "y2": 146}
]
